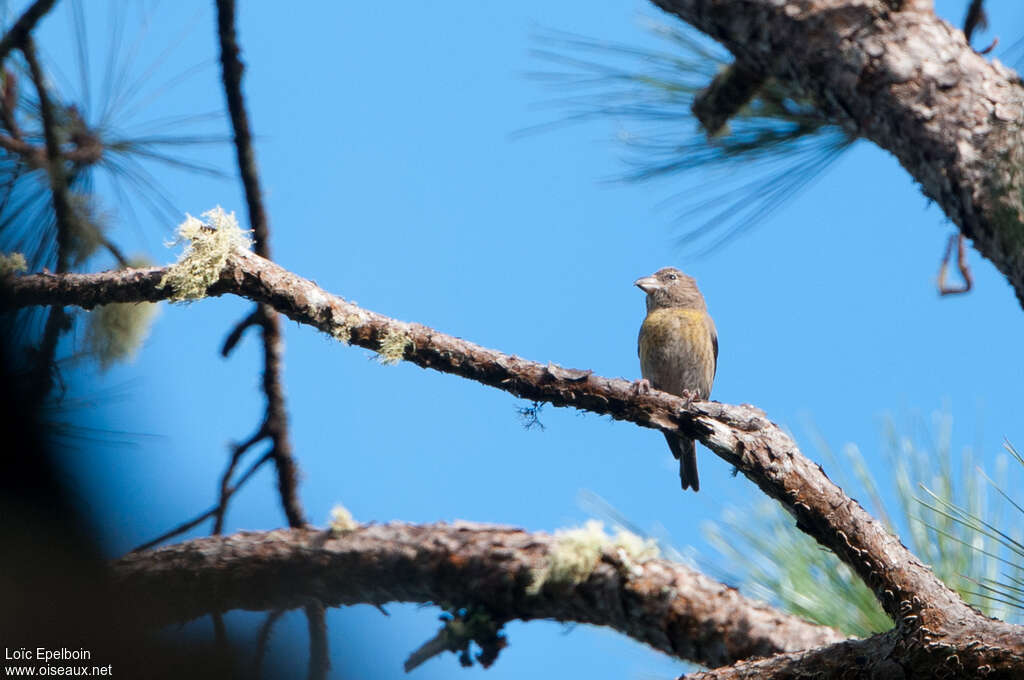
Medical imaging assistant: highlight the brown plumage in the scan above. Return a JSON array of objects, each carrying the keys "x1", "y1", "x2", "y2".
[{"x1": 635, "y1": 267, "x2": 717, "y2": 492}]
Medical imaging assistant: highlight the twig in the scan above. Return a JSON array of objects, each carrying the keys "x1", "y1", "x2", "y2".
[
  {"x1": 215, "y1": 0, "x2": 269, "y2": 253},
  {"x1": 0, "y1": 131, "x2": 35, "y2": 156},
  {"x1": 692, "y1": 61, "x2": 765, "y2": 137},
  {"x1": 130, "y1": 450, "x2": 272, "y2": 553},
  {"x1": 404, "y1": 627, "x2": 454, "y2": 673},
  {"x1": 304, "y1": 602, "x2": 329, "y2": 680},
  {"x1": 22, "y1": 35, "x2": 72, "y2": 259},
  {"x1": 0, "y1": 67, "x2": 21, "y2": 136},
  {"x1": 215, "y1": 0, "x2": 306, "y2": 530},
  {"x1": 963, "y1": 0, "x2": 987, "y2": 44},
  {"x1": 22, "y1": 37, "x2": 73, "y2": 404},
  {"x1": 213, "y1": 424, "x2": 267, "y2": 534},
  {"x1": 978, "y1": 36, "x2": 998, "y2": 55},
  {"x1": 0, "y1": 0, "x2": 58, "y2": 66},
  {"x1": 0, "y1": 130, "x2": 103, "y2": 166},
  {"x1": 257, "y1": 306, "x2": 305, "y2": 527},
  {"x1": 102, "y1": 237, "x2": 128, "y2": 268},
  {"x1": 405, "y1": 608, "x2": 507, "y2": 672},
  {"x1": 212, "y1": 611, "x2": 228, "y2": 654},
  {"x1": 253, "y1": 610, "x2": 284, "y2": 677},
  {"x1": 220, "y1": 306, "x2": 261, "y2": 356},
  {"x1": 938, "y1": 233, "x2": 973, "y2": 296}
]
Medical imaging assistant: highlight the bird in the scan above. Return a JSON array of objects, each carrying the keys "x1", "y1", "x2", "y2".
[{"x1": 634, "y1": 267, "x2": 717, "y2": 492}]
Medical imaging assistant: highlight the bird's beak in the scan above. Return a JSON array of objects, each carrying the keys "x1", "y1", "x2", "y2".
[{"x1": 634, "y1": 275, "x2": 661, "y2": 293}]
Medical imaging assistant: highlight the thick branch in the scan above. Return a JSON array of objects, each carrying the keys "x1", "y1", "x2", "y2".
[
  {"x1": 649, "y1": 0, "x2": 1024, "y2": 307},
  {"x1": 8, "y1": 253, "x2": 1023, "y2": 673},
  {"x1": 684, "y1": 623, "x2": 1024, "y2": 679},
  {"x1": 111, "y1": 524, "x2": 845, "y2": 668},
  {"x1": 0, "y1": 253, "x2": 985, "y2": 625}
]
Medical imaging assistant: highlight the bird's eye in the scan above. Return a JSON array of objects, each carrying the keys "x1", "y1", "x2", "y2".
[{"x1": 667, "y1": 273, "x2": 677, "y2": 281}]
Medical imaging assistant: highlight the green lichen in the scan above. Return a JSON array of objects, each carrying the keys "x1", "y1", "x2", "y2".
[
  {"x1": 330, "y1": 308, "x2": 356, "y2": 345},
  {"x1": 125, "y1": 254, "x2": 155, "y2": 269},
  {"x1": 85, "y1": 300, "x2": 159, "y2": 370},
  {"x1": 376, "y1": 327, "x2": 412, "y2": 365},
  {"x1": 157, "y1": 207, "x2": 252, "y2": 301},
  {"x1": 331, "y1": 325, "x2": 351, "y2": 344},
  {"x1": 610, "y1": 527, "x2": 660, "y2": 564},
  {"x1": 526, "y1": 521, "x2": 659, "y2": 595},
  {"x1": 0, "y1": 252, "x2": 27, "y2": 276},
  {"x1": 329, "y1": 504, "x2": 359, "y2": 533},
  {"x1": 66, "y1": 192, "x2": 109, "y2": 265},
  {"x1": 527, "y1": 520, "x2": 607, "y2": 595}
]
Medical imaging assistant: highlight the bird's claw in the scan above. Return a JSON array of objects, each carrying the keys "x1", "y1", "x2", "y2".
[
  {"x1": 631, "y1": 378, "x2": 652, "y2": 396},
  {"x1": 680, "y1": 389, "x2": 698, "y2": 406}
]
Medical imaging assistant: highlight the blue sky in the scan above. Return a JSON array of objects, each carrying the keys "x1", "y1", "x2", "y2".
[{"x1": 26, "y1": 1, "x2": 1024, "y2": 678}]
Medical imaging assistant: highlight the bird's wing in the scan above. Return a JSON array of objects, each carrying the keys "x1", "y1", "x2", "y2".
[{"x1": 708, "y1": 315, "x2": 718, "y2": 379}]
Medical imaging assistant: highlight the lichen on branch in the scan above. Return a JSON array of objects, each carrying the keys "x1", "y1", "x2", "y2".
[
  {"x1": 158, "y1": 207, "x2": 252, "y2": 301},
  {"x1": 527, "y1": 520, "x2": 659, "y2": 595},
  {"x1": 0, "y1": 252, "x2": 27, "y2": 277}
]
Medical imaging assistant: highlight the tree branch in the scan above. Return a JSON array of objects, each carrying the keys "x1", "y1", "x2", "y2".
[
  {"x1": 691, "y1": 62, "x2": 766, "y2": 137},
  {"x1": 215, "y1": 0, "x2": 270, "y2": 254},
  {"x1": 130, "y1": 450, "x2": 272, "y2": 553},
  {"x1": 682, "y1": 624, "x2": 1024, "y2": 679},
  {"x1": 8, "y1": 251, "x2": 1023, "y2": 674},
  {"x1": 21, "y1": 37, "x2": 72, "y2": 404},
  {"x1": 303, "y1": 601, "x2": 329, "y2": 680},
  {"x1": 0, "y1": 252, "x2": 990, "y2": 621},
  {"x1": 214, "y1": 0, "x2": 305, "y2": 531},
  {"x1": 962, "y1": 0, "x2": 986, "y2": 44},
  {"x1": 213, "y1": 424, "x2": 267, "y2": 535},
  {"x1": 0, "y1": 130, "x2": 104, "y2": 167},
  {"x1": 111, "y1": 524, "x2": 846, "y2": 668},
  {"x1": 0, "y1": 0, "x2": 57, "y2": 66},
  {"x1": 648, "y1": 0, "x2": 1024, "y2": 308}
]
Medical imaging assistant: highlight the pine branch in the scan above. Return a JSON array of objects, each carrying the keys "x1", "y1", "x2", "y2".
[
  {"x1": 112, "y1": 523, "x2": 846, "y2": 668},
  {"x1": 0, "y1": 251, "x2": 993, "y2": 621},
  {"x1": 8, "y1": 249, "x2": 1023, "y2": 674},
  {"x1": 648, "y1": 0, "x2": 1024, "y2": 309}
]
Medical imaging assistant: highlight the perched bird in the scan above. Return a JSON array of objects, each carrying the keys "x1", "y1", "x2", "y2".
[{"x1": 635, "y1": 267, "x2": 717, "y2": 492}]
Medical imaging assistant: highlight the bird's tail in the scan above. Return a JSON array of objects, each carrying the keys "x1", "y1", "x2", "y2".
[{"x1": 663, "y1": 433, "x2": 700, "y2": 492}]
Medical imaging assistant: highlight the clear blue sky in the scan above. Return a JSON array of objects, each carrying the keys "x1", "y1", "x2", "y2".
[{"x1": 28, "y1": 1, "x2": 1024, "y2": 677}]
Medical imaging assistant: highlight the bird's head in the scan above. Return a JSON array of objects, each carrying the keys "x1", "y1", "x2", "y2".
[{"x1": 634, "y1": 267, "x2": 706, "y2": 311}]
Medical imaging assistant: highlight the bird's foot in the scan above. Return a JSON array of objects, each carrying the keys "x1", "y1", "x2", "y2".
[
  {"x1": 631, "y1": 378, "x2": 652, "y2": 396},
  {"x1": 680, "y1": 389, "x2": 698, "y2": 406}
]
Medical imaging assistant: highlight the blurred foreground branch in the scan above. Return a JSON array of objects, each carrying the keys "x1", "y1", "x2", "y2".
[{"x1": 112, "y1": 523, "x2": 845, "y2": 669}]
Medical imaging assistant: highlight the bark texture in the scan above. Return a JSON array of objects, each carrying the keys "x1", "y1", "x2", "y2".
[
  {"x1": 112, "y1": 523, "x2": 845, "y2": 668},
  {"x1": 651, "y1": 0, "x2": 1024, "y2": 306}
]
